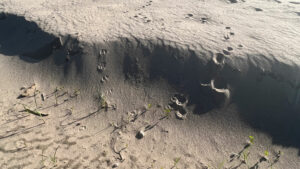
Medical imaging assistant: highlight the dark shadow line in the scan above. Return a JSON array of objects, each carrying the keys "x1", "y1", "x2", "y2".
[
  {"x1": 0, "y1": 120, "x2": 45, "y2": 140},
  {"x1": 0, "y1": 115, "x2": 30, "y2": 126},
  {"x1": 60, "y1": 109, "x2": 101, "y2": 127}
]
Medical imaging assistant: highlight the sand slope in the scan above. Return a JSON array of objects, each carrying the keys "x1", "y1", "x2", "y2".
[{"x1": 0, "y1": 0, "x2": 300, "y2": 169}]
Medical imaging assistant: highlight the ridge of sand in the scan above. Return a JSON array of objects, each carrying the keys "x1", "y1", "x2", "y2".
[{"x1": 0, "y1": 0, "x2": 300, "y2": 169}]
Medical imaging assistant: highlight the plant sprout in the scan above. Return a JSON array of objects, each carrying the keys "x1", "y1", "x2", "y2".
[
  {"x1": 50, "y1": 146, "x2": 59, "y2": 166},
  {"x1": 264, "y1": 150, "x2": 269, "y2": 157},
  {"x1": 249, "y1": 136, "x2": 254, "y2": 144},
  {"x1": 172, "y1": 157, "x2": 181, "y2": 169},
  {"x1": 23, "y1": 104, "x2": 48, "y2": 117},
  {"x1": 164, "y1": 108, "x2": 171, "y2": 118},
  {"x1": 164, "y1": 108, "x2": 171, "y2": 113}
]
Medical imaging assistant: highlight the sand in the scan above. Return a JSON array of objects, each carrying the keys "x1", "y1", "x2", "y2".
[{"x1": 0, "y1": 0, "x2": 300, "y2": 168}]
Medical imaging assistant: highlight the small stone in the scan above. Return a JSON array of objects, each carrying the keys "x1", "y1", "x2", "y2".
[
  {"x1": 136, "y1": 130, "x2": 145, "y2": 139},
  {"x1": 79, "y1": 126, "x2": 86, "y2": 131},
  {"x1": 112, "y1": 163, "x2": 119, "y2": 168}
]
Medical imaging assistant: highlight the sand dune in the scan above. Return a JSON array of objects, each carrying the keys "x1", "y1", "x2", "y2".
[{"x1": 0, "y1": 0, "x2": 300, "y2": 169}]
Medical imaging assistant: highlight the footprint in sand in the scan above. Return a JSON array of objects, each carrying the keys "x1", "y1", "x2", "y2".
[
  {"x1": 223, "y1": 49, "x2": 230, "y2": 55},
  {"x1": 227, "y1": 47, "x2": 233, "y2": 51},
  {"x1": 15, "y1": 140, "x2": 26, "y2": 149},
  {"x1": 289, "y1": 1, "x2": 300, "y2": 5},
  {"x1": 224, "y1": 27, "x2": 235, "y2": 40},
  {"x1": 200, "y1": 17, "x2": 209, "y2": 23},
  {"x1": 213, "y1": 53, "x2": 225, "y2": 65},
  {"x1": 228, "y1": 0, "x2": 245, "y2": 3},
  {"x1": 254, "y1": 8, "x2": 263, "y2": 12},
  {"x1": 97, "y1": 49, "x2": 107, "y2": 72},
  {"x1": 100, "y1": 75, "x2": 109, "y2": 83}
]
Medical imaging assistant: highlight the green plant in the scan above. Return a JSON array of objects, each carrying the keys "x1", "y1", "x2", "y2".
[
  {"x1": 50, "y1": 146, "x2": 59, "y2": 166},
  {"x1": 264, "y1": 150, "x2": 269, "y2": 157},
  {"x1": 163, "y1": 108, "x2": 171, "y2": 118},
  {"x1": 172, "y1": 157, "x2": 181, "y2": 169},
  {"x1": 23, "y1": 105, "x2": 48, "y2": 117},
  {"x1": 147, "y1": 103, "x2": 152, "y2": 109},
  {"x1": 242, "y1": 151, "x2": 249, "y2": 165},
  {"x1": 164, "y1": 108, "x2": 171, "y2": 113},
  {"x1": 249, "y1": 136, "x2": 254, "y2": 144}
]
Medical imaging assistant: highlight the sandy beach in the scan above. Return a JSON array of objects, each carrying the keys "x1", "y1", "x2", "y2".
[{"x1": 0, "y1": 0, "x2": 300, "y2": 168}]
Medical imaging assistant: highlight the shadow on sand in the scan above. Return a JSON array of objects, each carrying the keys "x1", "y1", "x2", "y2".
[{"x1": 1, "y1": 13, "x2": 300, "y2": 155}]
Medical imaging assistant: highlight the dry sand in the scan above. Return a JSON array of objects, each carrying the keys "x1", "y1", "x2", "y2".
[{"x1": 0, "y1": 0, "x2": 300, "y2": 168}]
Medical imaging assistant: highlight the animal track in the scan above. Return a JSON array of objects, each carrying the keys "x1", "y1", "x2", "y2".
[
  {"x1": 254, "y1": 8, "x2": 263, "y2": 12},
  {"x1": 97, "y1": 49, "x2": 107, "y2": 72},
  {"x1": 101, "y1": 75, "x2": 109, "y2": 83},
  {"x1": 223, "y1": 49, "x2": 230, "y2": 55},
  {"x1": 213, "y1": 53, "x2": 225, "y2": 66},
  {"x1": 227, "y1": 47, "x2": 233, "y2": 51},
  {"x1": 136, "y1": 0, "x2": 153, "y2": 11},
  {"x1": 132, "y1": 13, "x2": 152, "y2": 23},
  {"x1": 187, "y1": 14, "x2": 193, "y2": 17},
  {"x1": 170, "y1": 94, "x2": 188, "y2": 120},
  {"x1": 228, "y1": 0, "x2": 245, "y2": 3},
  {"x1": 224, "y1": 26, "x2": 235, "y2": 40},
  {"x1": 289, "y1": 1, "x2": 300, "y2": 5}
]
